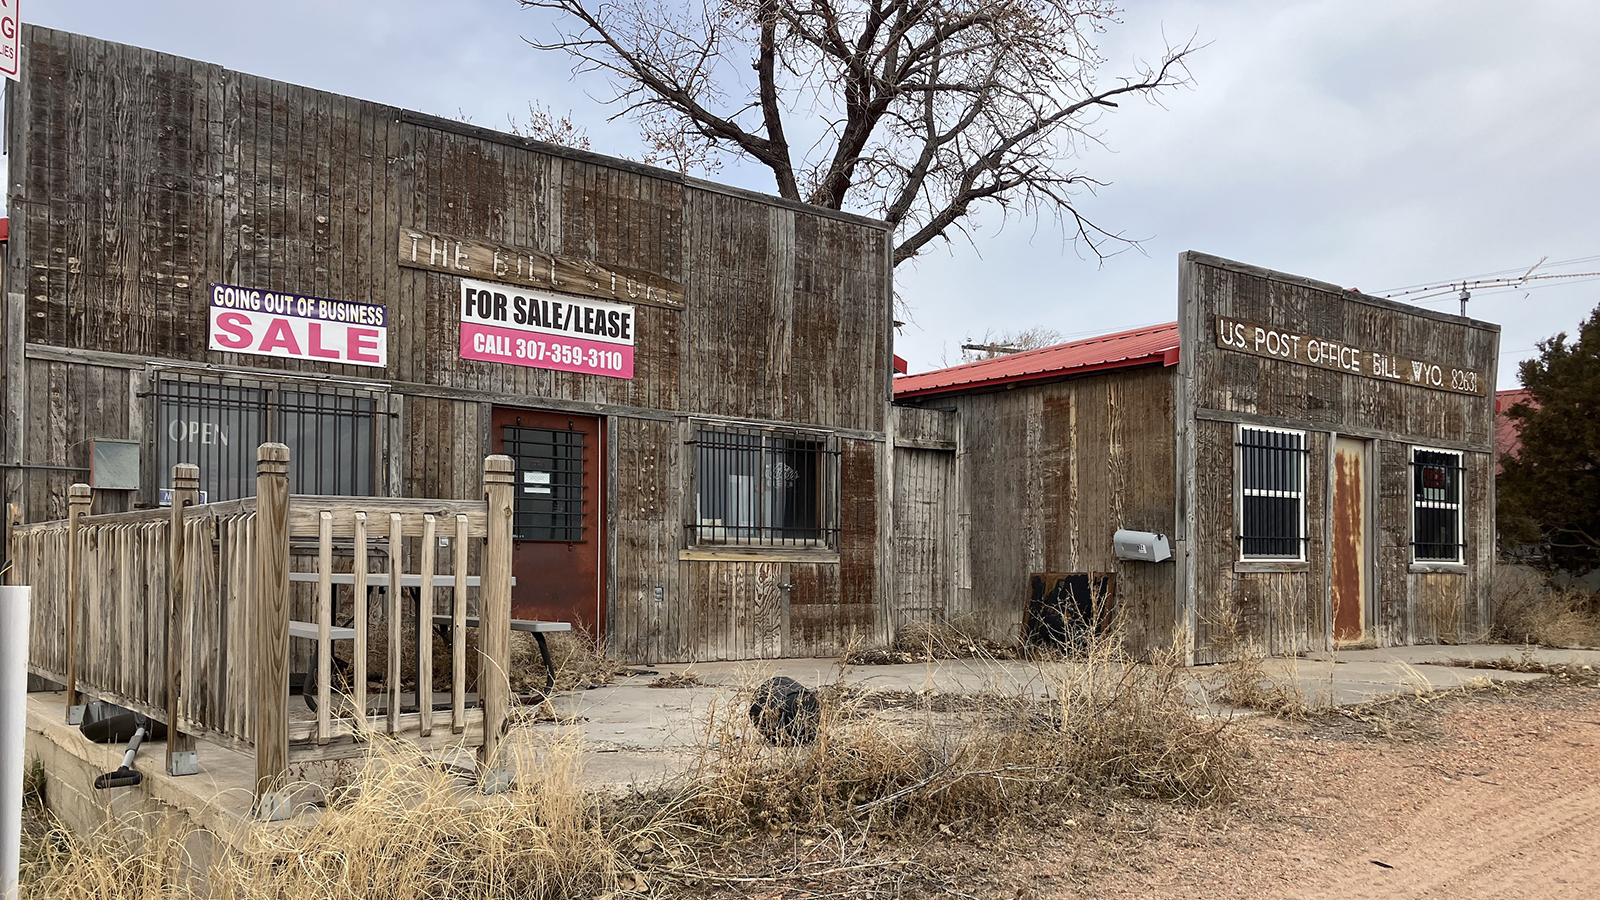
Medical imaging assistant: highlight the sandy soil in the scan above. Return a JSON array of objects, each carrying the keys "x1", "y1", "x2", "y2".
[{"x1": 1023, "y1": 677, "x2": 1600, "y2": 900}]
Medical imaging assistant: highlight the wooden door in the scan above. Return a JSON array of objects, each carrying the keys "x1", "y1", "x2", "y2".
[
  {"x1": 491, "y1": 408, "x2": 606, "y2": 635},
  {"x1": 890, "y1": 447, "x2": 956, "y2": 632},
  {"x1": 1331, "y1": 437, "x2": 1369, "y2": 644}
]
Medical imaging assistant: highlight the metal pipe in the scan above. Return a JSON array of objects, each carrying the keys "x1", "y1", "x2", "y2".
[
  {"x1": 0, "y1": 463, "x2": 91, "y2": 473},
  {"x1": 1, "y1": 586, "x2": 31, "y2": 900}
]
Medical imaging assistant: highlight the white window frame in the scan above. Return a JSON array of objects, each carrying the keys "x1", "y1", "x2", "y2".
[
  {"x1": 1410, "y1": 446, "x2": 1465, "y2": 565},
  {"x1": 1235, "y1": 425, "x2": 1309, "y2": 562}
]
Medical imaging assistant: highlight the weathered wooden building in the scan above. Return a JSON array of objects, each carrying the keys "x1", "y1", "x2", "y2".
[
  {"x1": 892, "y1": 253, "x2": 1500, "y2": 662},
  {"x1": 2, "y1": 25, "x2": 894, "y2": 663}
]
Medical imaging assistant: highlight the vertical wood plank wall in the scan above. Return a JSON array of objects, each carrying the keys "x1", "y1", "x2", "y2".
[
  {"x1": 894, "y1": 367, "x2": 1179, "y2": 655},
  {"x1": 1179, "y1": 253, "x2": 1500, "y2": 662},
  {"x1": 5, "y1": 25, "x2": 894, "y2": 663}
]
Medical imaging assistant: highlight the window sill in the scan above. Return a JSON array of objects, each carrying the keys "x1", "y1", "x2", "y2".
[
  {"x1": 680, "y1": 547, "x2": 840, "y2": 564},
  {"x1": 1234, "y1": 560, "x2": 1310, "y2": 574},
  {"x1": 1410, "y1": 562, "x2": 1467, "y2": 575}
]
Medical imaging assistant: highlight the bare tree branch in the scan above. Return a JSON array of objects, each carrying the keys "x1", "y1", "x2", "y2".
[{"x1": 519, "y1": 0, "x2": 1198, "y2": 268}]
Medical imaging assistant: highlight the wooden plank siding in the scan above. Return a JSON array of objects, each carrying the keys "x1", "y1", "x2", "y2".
[
  {"x1": 895, "y1": 365, "x2": 1179, "y2": 655},
  {"x1": 6, "y1": 25, "x2": 895, "y2": 663},
  {"x1": 1178, "y1": 253, "x2": 1499, "y2": 662}
]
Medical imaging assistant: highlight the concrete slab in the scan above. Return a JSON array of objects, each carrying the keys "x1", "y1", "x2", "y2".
[{"x1": 27, "y1": 644, "x2": 1593, "y2": 829}]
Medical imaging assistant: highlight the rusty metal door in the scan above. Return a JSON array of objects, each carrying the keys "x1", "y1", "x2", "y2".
[
  {"x1": 1331, "y1": 437, "x2": 1370, "y2": 644},
  {"x1": 492, "y1": 408, "x2": 606, "y2": 635}
]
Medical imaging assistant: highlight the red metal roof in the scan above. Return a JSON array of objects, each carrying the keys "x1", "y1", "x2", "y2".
[
  {"x1": 1495, "y1": 387, "x2": 1535, "y2": 472},
  {"x1": 894, "y1": 322, "x2": 1180, "y2": 400}
]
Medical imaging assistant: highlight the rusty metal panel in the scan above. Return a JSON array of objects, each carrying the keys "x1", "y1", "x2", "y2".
[{"x1": 1331, "y1": 436, "x2": 1368, "y2": 643}]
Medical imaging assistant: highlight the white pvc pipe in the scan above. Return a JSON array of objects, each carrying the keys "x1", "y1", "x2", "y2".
[{"x1": 0, "y1": 586, "x2": 29, "y2": 900}]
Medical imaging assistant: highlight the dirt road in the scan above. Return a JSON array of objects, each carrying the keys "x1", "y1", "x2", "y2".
[{"x1": 1039, "y1": 679, "x2": 1600, "y2": 900}]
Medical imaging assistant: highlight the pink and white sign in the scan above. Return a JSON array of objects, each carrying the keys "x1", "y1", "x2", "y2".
[
  {"x1": 0, "y1": 1, "x2": 18, "y2": 82},
  {"x1": 208, "y1": 283, "x2": 388, "y2": 368},
  {"x1": 459, "y1": 278, "x2": 635, "y2": 379}
]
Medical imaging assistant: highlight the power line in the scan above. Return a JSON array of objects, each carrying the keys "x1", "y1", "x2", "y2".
[{"x1": 1376, "y1": 254, "x2": 1600, "y2": 295}]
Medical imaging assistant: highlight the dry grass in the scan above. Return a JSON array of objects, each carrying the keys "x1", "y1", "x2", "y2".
[
  {"x1": 649, "y1": 671, "x2": 703, "y2": 689},
  {"x1": 1491, "y1": 565, "x2": 1600, "y2": 649},
  {"x1": 847, "y1": 615, "x2": 1024, "y2": 665},
  {"x1": 664, "y1": 640, "x2": 1242, "y2": 842},
  {"x1": 509, "y1": 631, "x2": 631, "y2": 694},
  {"x1": 1211, "y1": 646, "x2": 1312, "y2": 717},
  {"x1": 19, "y1": 641, "x2": 1247, "y2": 898},
  {"x1": 20, "y1": 732, "x2": 666, "y2": 900}
]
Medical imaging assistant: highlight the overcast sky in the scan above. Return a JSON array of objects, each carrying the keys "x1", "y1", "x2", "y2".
[{"x1": 21, "y1": 0, "x2": 1600, "y2": 388}]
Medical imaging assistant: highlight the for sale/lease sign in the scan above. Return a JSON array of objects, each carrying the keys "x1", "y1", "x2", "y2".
[
  {"x1": 207, "y1": 283, "x2": 388, "y2": 368},
  {"x1": 459, "y1": 278, "x2": 635, "y2": 379}
]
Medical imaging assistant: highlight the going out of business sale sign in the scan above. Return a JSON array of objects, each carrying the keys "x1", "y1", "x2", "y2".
[
  {"x1": 207, "y1": 283, "x2": 388, "y2": 368},
  {"x1": 459, "y1": 278, "x2": 635, "y2": 379}
]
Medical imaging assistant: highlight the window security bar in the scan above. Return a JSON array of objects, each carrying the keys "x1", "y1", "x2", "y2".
[
  {"x1": 690, "y1": 424, "x2": 837, "y2": 548},
  {"x1": 1237, "y1": 427, "x2": 1309, "y2": 559}
]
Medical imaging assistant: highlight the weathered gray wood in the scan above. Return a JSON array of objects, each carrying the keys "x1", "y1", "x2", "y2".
[
  {"x1": 64, "y1": 483, "x2": 91, "y2": 712},
  {"x1": 1178, "y1": 252, "x2": 1498, "y2": 661},
  {"x1": 479, "y1": 456, "x2": 513, "y2": 765},
  {"x1": 352, "y1": 512, "x2": 369, "y2": 736},
  {"x1": 452, "y1": 513, "x2": 468, "y2": 734},
  {"x1": 2, "y1": 503, "x2": 17, "y2": 584},
  {"x1": 252, "y1": 443, "x2": 291, "y2": 807},
  {"x1": 165, "y1": 463, "x2": 199, "y2": 774},
  {"x1": 11, "y1": 24, "x2": 896, "y2": 667},
  {"x1": 386, "y1": 512, "x2": 402, "y2": 735},
  {"x1": 316, "y1": 510, "x2": 332, "y2": 745},
  {"x1": 416, "y1": 513, "x2": 436, "y2": 737}
]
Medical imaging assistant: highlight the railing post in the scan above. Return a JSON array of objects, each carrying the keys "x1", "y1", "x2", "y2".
[
  {"x1": 253, "y1": 444, "x2": 291, "y2": 820},
  {"x1": 2, "y1": 503, "x2": 17, "y2": 585},
  {"x1": 64, "y1": 484, "x2": 91, "y2": 722},
  {"x1": 479, "y1": 455, "x2": 514, "y2": 769},
  {"x1": 165, "y1": 463, "x2": 200, "y2": 776}
]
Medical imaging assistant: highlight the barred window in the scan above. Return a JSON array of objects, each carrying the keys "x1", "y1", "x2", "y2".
[
  {"x1": 691, "y1": 424, "x2": 835, "y2": 547},
  {"x1": 1412, "y1": 448, "x2": 1465, "y2": 563},
  {"x1": 154, "y1": 376, "x2": 380, "y2": 502},
  {"x1": 1237, "y1": 426, "x2": 1308, "y2": 560},
  {"x1": 502, "y1": 424, "x2": 586, "y2": 542}
]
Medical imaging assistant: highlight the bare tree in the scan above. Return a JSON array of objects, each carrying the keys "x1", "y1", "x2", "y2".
[
  {"x1": 961, "y1": 325, "x2": 1064, "y2": 360},
  {"x1": 508, "y1": 102, "x2": 595, "y2": 150},
  {"x1": 519, "y1": 0, "x2": 1196, "y2": 266}
]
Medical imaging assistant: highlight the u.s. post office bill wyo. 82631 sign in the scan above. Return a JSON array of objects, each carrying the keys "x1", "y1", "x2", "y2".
[{"x1": 459, "y1": 278, "x2": 635, "y2": 379}]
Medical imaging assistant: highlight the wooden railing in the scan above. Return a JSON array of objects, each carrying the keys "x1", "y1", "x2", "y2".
[{"x1": 6, "y1": 444, "x2": 515, "y2": 814}]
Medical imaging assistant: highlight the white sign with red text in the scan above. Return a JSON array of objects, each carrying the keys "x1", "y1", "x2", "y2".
[
  {"x1": 0, "y1": 1, "x2": 19, "y2": 81},
  {"x1": 459, "y1": 278, "x2": 635, "y2": 379},
  {"x1": 208, "y1": 283, "x2": 388, "y2": 368}
]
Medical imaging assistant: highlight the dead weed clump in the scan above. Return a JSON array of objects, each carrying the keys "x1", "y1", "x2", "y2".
[
  {"x1": 21, "y1": 733, "x2": 667, "y2": 900},
  {"x1": 510, "y1": 630, "x2": 631, "y2": 694},
  {"x1": 1491, "y1": 565, "x2": 1600, "y2": 649},
  {"x1": 1212, "y1": 647, "x2": 1312, "y2": 717},
  {"x1": 664, "y1": 641, "x2": 1242, "y2": 841},
  {"x1": 847, "y1": 615, "x2": 1024, "y2": 665},
  {"x1": 650, "y1": 670, "x2": 704, "y2": 688}
]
